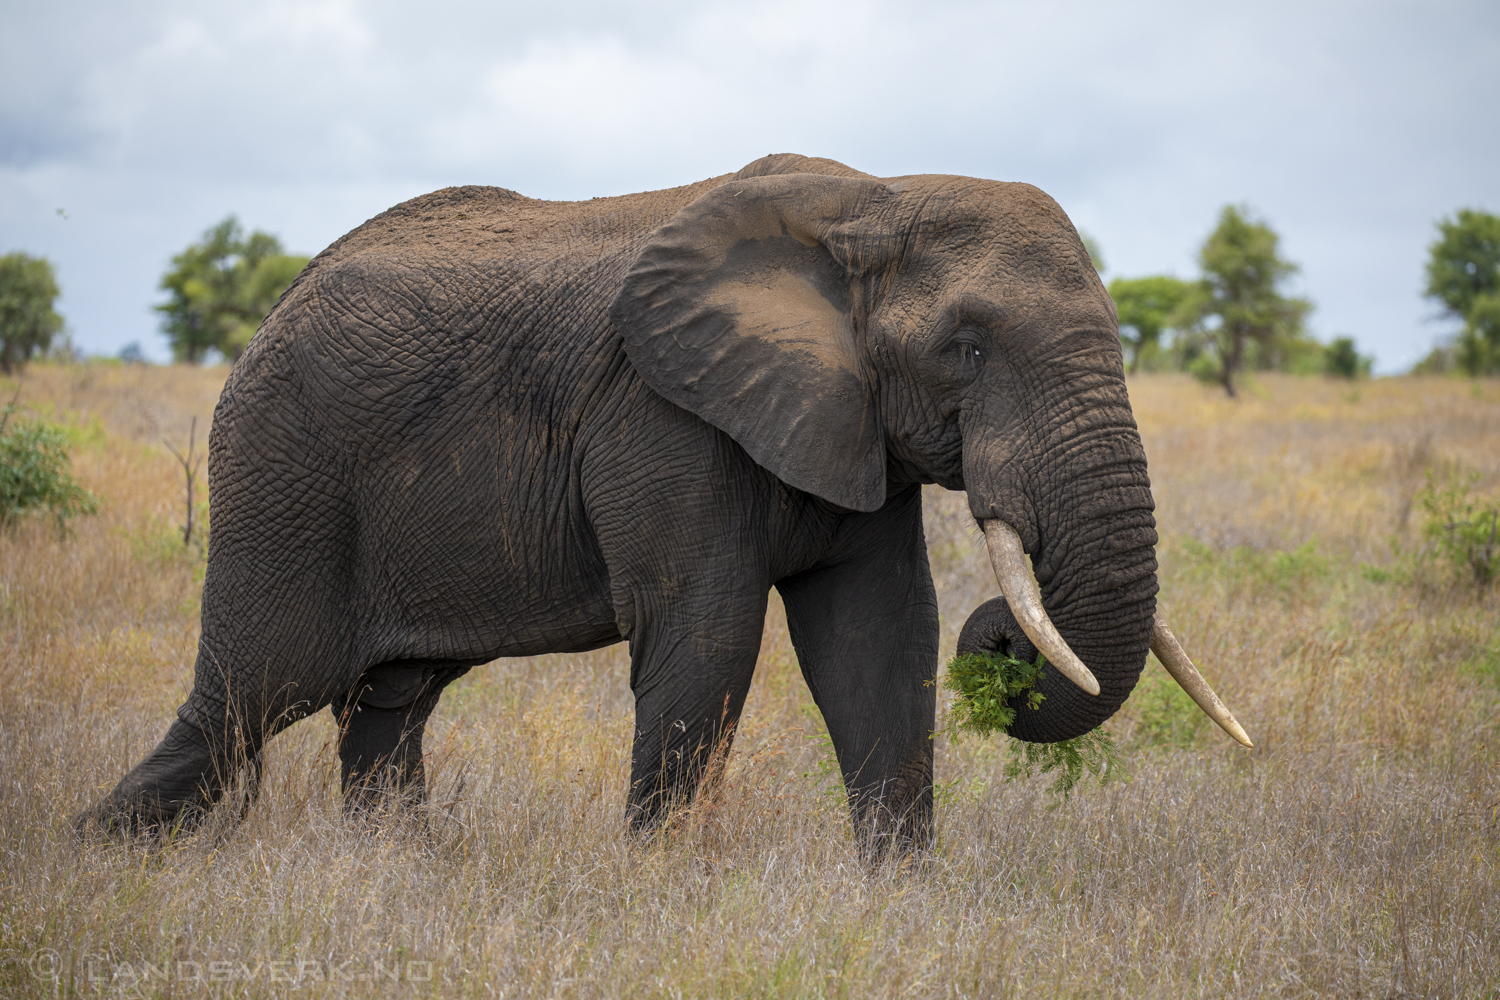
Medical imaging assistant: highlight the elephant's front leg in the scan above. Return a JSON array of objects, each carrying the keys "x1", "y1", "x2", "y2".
[
  {"x1": 777, "y1": 485, "x2": 939, "y2": 859},
  {"x1": 624, "y1": 590, "x2": 769, "y2": 832}
]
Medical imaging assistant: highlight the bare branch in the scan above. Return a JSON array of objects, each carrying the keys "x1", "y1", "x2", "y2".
[{"x1": 163, "y1": 416, "x2": 203, "y2": 547}]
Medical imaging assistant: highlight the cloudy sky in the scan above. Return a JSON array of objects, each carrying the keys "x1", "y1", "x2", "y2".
[{"x1": 3, "y1": 0, "x2": 1497, "y2": 371}]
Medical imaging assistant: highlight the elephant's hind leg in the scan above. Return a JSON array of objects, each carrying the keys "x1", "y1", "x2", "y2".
[{"x1": 332, "y1": 662, "x2": 469, "y2": 815}]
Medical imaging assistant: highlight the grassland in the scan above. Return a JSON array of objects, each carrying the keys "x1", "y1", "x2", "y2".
[{"x1": 1, "y1": 364, "x2": 1497, "y2": 998}]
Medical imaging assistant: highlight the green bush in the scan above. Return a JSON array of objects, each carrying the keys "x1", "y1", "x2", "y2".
[
  {"x1": 1418, "y1": 472, "x2": 1498, "y2": 589},
  {"x1": 0, "y1": 405, "x2": 100, "y2": 534}
]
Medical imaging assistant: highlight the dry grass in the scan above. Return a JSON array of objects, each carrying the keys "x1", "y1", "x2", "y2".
[{"x1": 2, "y1": 364, "x2": 1498, "y2": 998}]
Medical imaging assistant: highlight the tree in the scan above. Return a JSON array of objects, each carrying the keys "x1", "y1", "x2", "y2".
[
  {"x1": 156, "y1": 217, "x2": 310, "y2": 363},
  {"x1": 1182, "y1": 205, "x2": 1312, "y2": 397},
  {"x1": 1323, "y1": 336, "x2": 1372, "y2": 379},
  {"x1": 0, "y1": 253, "x2": 63, "y2": 374},
  {"x1": 1108, "y1": 275, "x2": 1191, "y2": 373},
  {"x1": 1080, "y1": 231, "x2": 1106, "y2": 274},
  {"x1": 1424, "y1": 208, "x2": 1500, "y2": 376}
]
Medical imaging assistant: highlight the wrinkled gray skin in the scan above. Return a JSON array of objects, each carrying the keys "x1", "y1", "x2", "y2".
[{"x1": 79, "y1": 154, "x2": 1157, "y2": 854}]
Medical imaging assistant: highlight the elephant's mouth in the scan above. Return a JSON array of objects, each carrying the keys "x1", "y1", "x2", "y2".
[{"x1": 981, "y1": 519, "x2": 1254, "y2": 748}]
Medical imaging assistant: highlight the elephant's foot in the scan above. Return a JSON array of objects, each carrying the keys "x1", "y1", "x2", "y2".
[
  {"x1": 846, "y1": 756, "x2": 936, "y2": 866},
  {"x1": 74, "y1": 718, "x2": 257, "y2": 842},
  {"x1": 855, "y1": 815, "x2": 934, "y2": 868},
  {"x1": 624, "y1": 734, "x2": 738, "y2": 840}
]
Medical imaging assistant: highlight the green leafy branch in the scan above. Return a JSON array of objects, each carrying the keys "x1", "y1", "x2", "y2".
[
  {"x1": 939, "y1": 649, "x2": 1124, "y2": 803},
  {"x1": 942, "y1": 650, "x2": 1045, "y2": 740},
  {"x1": 1002, "y1": 729, "x2": 1123, "y2": 803}
]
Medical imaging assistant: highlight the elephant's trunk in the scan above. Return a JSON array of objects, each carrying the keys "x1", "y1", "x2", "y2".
[{"x1": 961, "y1": 381, "x2": 1161, "y2": 741}]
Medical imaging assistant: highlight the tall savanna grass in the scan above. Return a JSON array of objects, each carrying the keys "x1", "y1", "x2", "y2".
[{"x1": 1, "y1": 364, "x2": 1497, "y2": 998}]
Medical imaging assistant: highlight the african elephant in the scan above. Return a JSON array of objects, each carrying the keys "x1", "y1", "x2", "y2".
[{"x1": 80, "y1": 153, "x2": 1247, "y2": 853}]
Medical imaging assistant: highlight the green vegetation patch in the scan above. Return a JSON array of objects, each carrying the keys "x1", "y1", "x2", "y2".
[
  {"x1": 1419, "y1": 471, "x2": 1498, "y2": 590},
  {"x1": 942, "y1": 650, "x2": 1122, "y2": 803},
  {"x1": 1178, "y1": 537, "x2": 1332, "y2": 595},
  {"x1": 1362, "y1": 471, "x2": 1499, "y2": 592},
  {"x1": 0, "y1": 404, "x2": 99, "y2": 534}
]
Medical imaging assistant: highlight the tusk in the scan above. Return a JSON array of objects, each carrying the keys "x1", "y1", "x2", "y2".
[
  {"x1": 981, "y1": 520, "x2": 1101, "y2": 697},
  {"x1": 1149, "y1": 611, "x2": 1254, "y2": 748}
]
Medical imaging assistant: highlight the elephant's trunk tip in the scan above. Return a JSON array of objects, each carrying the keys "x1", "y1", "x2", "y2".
[
  {"x1": 981, "y1": 520, "x2": 1101, "y2": 697},
  {"x1": 1148, "y1": 611, "x2": 1255, "y2": 748}
]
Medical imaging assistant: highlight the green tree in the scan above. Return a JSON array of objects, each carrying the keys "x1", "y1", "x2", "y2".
[
  {"x1": 1182, "y1": 205, "x2": 1312, "y2": 397},
  {"x1": 1323, "y1": 336, "x2": 1372, "y2": 379},
  {"x1": 0, "y1": 253, "x2": 64, "y2": 374},
  {"x1": 156, "y1": 217, "x2": 309, "y2": 363},
  {"x1": 1080, "y1": 231, "x2": 1106, "y2": 274},
  {"x1": 1108, "y1": 275, "x2": 1191, "y2": 373},
  {"x1": 1425, "y1": 208, "x2": 1500, "y2": 376}
]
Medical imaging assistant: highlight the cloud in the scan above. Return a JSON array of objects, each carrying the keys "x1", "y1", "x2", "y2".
[{"x1": 1, "y1": 0, "x2": 1497, "y2": 369}]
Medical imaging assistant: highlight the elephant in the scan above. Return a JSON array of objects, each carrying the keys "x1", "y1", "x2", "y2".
[{"x1": 79, "y1": 153, "x2": 1248, "y2": 853}]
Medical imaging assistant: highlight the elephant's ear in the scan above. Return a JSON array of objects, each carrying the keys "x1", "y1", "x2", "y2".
[{"x1": 611, "y1": 173, "x2": 892, "y2": 512}]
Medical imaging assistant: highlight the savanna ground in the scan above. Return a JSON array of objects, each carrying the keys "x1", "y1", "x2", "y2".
[{"x1": 1, "y1": 364, "x2": 1498, "y2": 999}]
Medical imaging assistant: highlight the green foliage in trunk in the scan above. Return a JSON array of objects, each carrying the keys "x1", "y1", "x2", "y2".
[
  {"x1": 942, "y1": 650, "x2": 1123, "y2": 803},
  {"x1": 1002, "y1": 728, "x2": 1122, "y2": 803},
  {"x1": 943, "y1": 650, "x2": 1045, "y2": 739}
]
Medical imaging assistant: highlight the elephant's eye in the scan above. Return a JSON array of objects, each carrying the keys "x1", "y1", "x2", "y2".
[{"x1": 957, "y1": 341, "x2": 983, "y2": 375}]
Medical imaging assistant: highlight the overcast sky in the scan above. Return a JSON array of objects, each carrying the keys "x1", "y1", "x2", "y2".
[{"x1": 3, "y1": 0, "x2": 1497, "y2": 371}]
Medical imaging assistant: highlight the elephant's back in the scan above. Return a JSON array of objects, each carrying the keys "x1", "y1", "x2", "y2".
[
  {"x1": 298, "y1": 176, "x2": 729, "y2": 275},
  {"x1": 210, "y1": 175, "x2": 739, "y2": 571}
]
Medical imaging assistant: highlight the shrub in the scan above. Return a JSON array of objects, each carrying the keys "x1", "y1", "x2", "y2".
[
  {"x1": 0, "y1": 405, "x2": 100, "y2": 534},
  {"x1": 1324, "y1": 336, "x2": 1373, "y2": 379},
  {"x1": 1419, "y1": 471, "x2": 1498, "y2": 589}
]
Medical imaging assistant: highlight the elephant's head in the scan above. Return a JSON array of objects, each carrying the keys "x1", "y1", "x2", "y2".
[{"x1": 611, "y1": 154, "x2": 1249, "y2": 746}]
